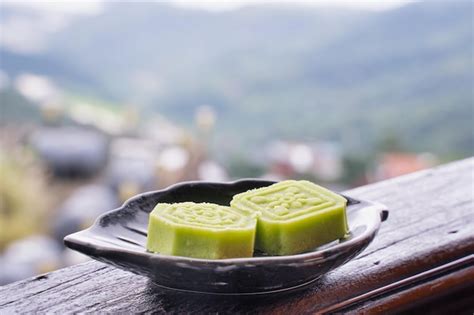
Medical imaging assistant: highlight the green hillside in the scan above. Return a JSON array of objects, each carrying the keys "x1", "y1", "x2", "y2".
[{"x1": 1, "y1": 1, "x2": 472, "y2": 158}]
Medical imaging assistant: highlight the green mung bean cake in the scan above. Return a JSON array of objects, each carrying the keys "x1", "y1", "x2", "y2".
[
  {"x1": 231, "y1": 180, "x2": 348, "y2": 255},
  {"x1": 147, "y1": 202, "x2": 257, "y2": 259}
]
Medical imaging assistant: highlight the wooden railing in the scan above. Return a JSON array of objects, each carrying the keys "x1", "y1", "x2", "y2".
[{"x1": 1, "y1": 158, "x2": 473, "y2": 313}]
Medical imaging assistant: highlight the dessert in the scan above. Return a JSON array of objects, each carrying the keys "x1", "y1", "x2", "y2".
[
  {"x1": 231, "y1": 180, "x2": 348, "y2": 255},
  {"x1": 147, "y1": 202, "x2": 256, "y2": 259}
]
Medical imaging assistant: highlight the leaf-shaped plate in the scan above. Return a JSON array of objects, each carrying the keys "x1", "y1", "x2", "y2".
[{"x1": 64, "y1": 179, "x2": 388, "y2": 295}]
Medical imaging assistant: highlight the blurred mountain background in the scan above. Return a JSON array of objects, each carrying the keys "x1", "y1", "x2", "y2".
[
  {"x1": 0, "y1": 0, "x2": 473, "y2": 284},
  {"x1": 2, "y1": 1, "x2": 472, "y2": 158}
]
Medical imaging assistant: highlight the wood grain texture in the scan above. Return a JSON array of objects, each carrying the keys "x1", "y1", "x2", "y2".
[
  {"x1": 344, "y1": 261, "x2": 474, "y2": 314},
  {"x1": 1, "y1": 158, "x2": 473, "y2": 314}
]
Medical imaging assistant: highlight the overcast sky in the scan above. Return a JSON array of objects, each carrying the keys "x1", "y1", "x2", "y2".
[
  {"x1": 1, "y1": 0, "x2": 414, "y2": 54},
  {"x1": 4, "y1": 0, "x2": 413, "y2": 15}
]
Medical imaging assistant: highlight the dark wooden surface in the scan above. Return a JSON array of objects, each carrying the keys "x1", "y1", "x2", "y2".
[{"x1": 1, "y1": 158, "x2": 473, "y2": 314}]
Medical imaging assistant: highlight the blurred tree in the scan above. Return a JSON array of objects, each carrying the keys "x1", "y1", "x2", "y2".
[
  {"x1": 226, "y1": 155, "x2": 265, "y2": 179},
  {"x1": 376, "y1": 130, "x2": 406, "y2": 152},
  {"x1": 0, "y1": 153, "x2": 49, "y2": 250},
  {"x1": 341, "y1": 155, "x2": 371, "y2": 187}
]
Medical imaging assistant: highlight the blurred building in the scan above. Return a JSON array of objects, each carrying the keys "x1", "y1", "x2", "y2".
[
  {"x1": 197, "y1": 160, "x2": 228, "y2": 182},
  {"x1": 140, "y1": 115, "x2": 189, "y2": 146},
  {"x1": 106, "y1": 137, "x2": 160, "y2": 202},
  {"x1": 372, "y1": 152, "x2": 438, "y2": 181},
  {"x1": 52, "y1": 184, "x2": 118, "y2": 243},
  {"x1": 0, "y1": 235, "x2": 62, "y2": 285},
  {"x1": 264, "y1": 140, "x2": 343, "y2": 181},
  {"x1": 29, "y1": 126, "x2": 109, "y2": 178}
]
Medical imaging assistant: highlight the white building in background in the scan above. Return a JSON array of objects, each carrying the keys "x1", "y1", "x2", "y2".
[
  {"x1": 14, "y1": 73, "x2": 60, "y2": 104},
  {"x1": 264, "y1": 140, "x2": 343, "y2": 181},
  {"x1": 141, "y1": 115, "x2": 190, "y2": 146},
  {"x1": 198, "y1": 160, "x2": 228, "y2": 182}
]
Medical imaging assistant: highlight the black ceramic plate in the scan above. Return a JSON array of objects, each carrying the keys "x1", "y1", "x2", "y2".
[{"x1": 64, "y1": 179, "x2": 388, "y2": 295}]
